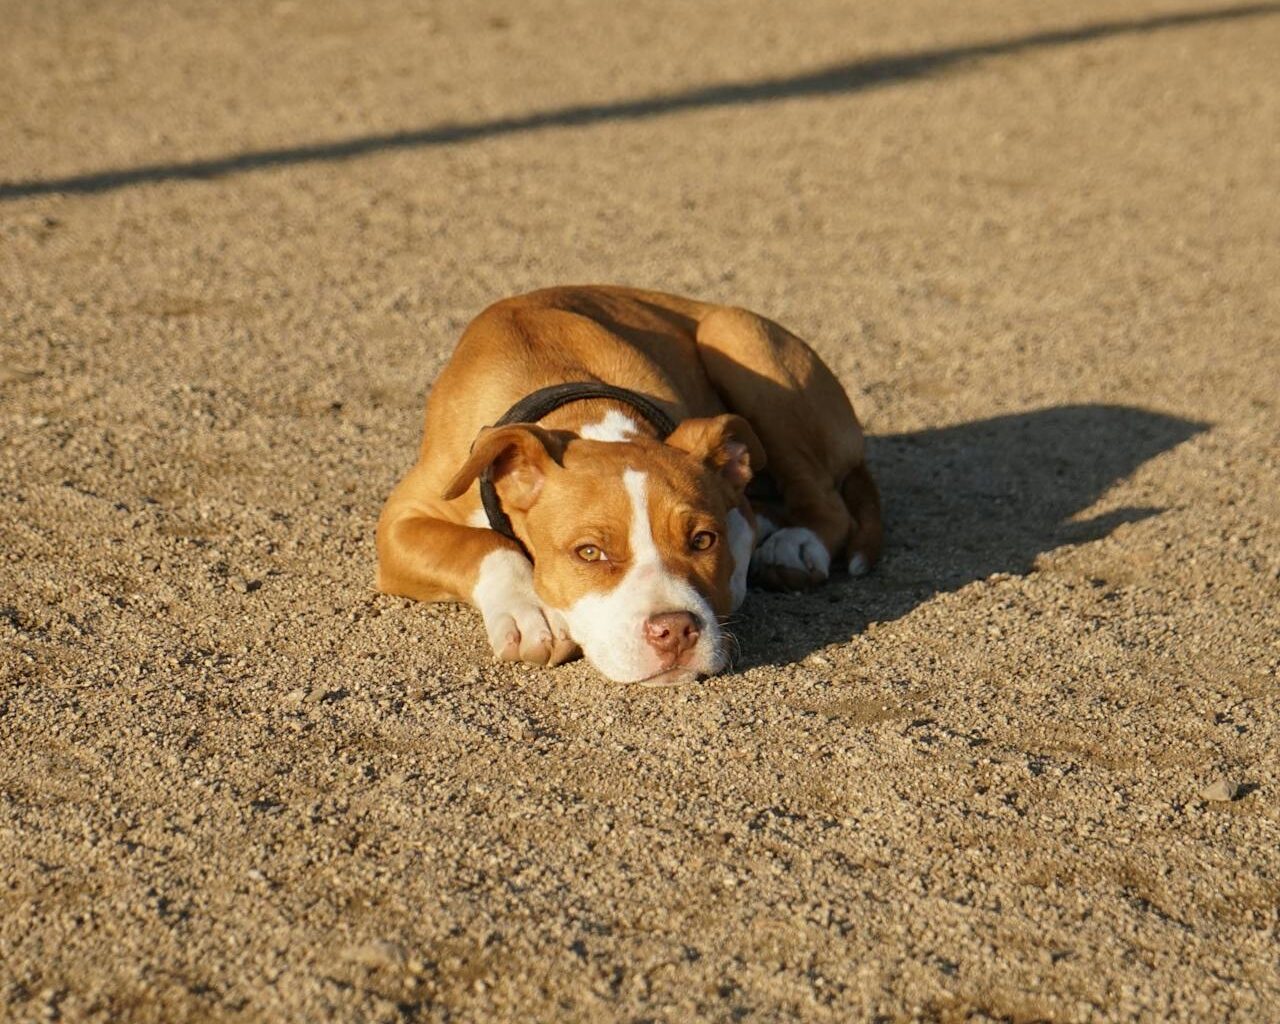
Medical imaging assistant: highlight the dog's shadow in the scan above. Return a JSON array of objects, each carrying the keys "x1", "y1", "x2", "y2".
[{"x1": 731, "y1": 404, "x2": 1207, "y2": 670}]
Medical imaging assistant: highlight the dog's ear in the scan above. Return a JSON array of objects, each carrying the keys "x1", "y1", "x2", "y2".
[
  {"x1": 665, "y1": 414, "x2": 766, "y2": 493},
  {"x1": 442, "y1": 424, "x2": 565, "y2": 510}
]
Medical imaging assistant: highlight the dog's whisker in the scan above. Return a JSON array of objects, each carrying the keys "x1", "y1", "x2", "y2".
[{"x1": 721, "y1": 627, "x2": 743, "y2": 670}]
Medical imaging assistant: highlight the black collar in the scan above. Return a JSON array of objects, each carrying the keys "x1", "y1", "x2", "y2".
[{"x1": 479, "y1": 383, "x2": 677, "y2": 552}]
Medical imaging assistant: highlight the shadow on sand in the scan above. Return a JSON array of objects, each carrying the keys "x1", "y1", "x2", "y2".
[
  {"x1": 733, "y1": 404, "x2": 1207, "y2": 670},
  {"x1": 2, "y1": 3, "x2": 1276, "y2": 200}
]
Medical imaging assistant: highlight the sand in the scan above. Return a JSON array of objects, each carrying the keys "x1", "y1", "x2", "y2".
[{"x1": 2, "y1": 1, "x2": 1278, "y2": 1020}]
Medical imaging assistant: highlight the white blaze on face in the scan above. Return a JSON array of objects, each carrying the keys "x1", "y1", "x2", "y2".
[
  {"x1": 557, "y1": 468, "x2": 724, "y2": 683},
  {"x1": 578, "y1": 411, "x2": 639, "y2": 443}
]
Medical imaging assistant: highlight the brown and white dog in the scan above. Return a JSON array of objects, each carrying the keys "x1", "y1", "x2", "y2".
[{"x1": 377, "y1": 286, "x2": 881, "y2": 684}]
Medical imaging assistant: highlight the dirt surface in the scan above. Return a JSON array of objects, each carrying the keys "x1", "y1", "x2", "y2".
[{"x1": 2, "y1": 1, "x2": 1278, "y2": 1021}]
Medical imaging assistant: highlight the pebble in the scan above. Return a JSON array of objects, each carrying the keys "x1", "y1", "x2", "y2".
[
  {"x1": 345, "y1": 940, "x2": 407, "y2": 970},
  {"x1": 1199, "y1": 776, "x2": 1242, "y2": 802}
]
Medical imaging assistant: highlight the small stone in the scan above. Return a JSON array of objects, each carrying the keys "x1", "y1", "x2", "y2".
[
  {"x1": 229, "y1": 575, "x2": 249, "y2": 594},
  {"x1": 1199, "y1": 776, "x2": 1242, "y2": 802},
  {"x1": 345, "y1": 940, "x2": 407, "y2": 970}
]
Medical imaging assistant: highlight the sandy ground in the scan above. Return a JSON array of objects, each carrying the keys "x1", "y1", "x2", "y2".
[{"x1": 2, "y1": 1, "x2": 1278, "y2": 1020}]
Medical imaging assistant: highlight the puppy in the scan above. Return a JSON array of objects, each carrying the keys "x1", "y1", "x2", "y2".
[{"x1": 377, "y1": 286, "x2": 881, "y2": 684}]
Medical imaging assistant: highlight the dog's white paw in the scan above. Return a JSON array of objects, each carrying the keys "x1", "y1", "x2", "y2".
[
  {"x1": 472, "y1": 551, "x2": 579, "y2": 666},
  {"x1": 487, "y1": 600, "x2": 577, "y2": 667},
  {"x1": 848, "y1": 552, "x2": 870, "y2": 577},
  {"x1": 750, "y1": 526, "x2": 831, "y2": 592}
]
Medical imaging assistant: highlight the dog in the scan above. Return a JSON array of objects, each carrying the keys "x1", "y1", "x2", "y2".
[{"x1": 376, "y1": 286, "x2": 882, "y2": 684}]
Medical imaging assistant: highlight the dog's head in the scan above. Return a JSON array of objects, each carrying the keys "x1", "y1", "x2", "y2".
[{"x1": 443, "y1": 415, "x2": 764, "y2": 683}]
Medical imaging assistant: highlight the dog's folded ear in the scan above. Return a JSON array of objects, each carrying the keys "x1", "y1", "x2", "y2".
[
  {"x1": 442, "y1": 424, "x2": 566, "y2": 510},
  {"x1": 665, "y1": 414, "x2": 766, "y2": 492}
]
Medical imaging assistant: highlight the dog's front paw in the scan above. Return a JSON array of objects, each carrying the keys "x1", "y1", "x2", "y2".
[
  {"x1": 487, "y1": 600, "x2": 578, "y2": 667},
  {"x1": 750, "y1": 527, "x2": 831, "y2": 592},
  {"x1": 473, "y1": 551, "x2": 579, "y2": 666}
]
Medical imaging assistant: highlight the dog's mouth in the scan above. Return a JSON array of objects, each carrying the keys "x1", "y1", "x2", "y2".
[
  {"x1": 631, "y1": 642, "x2": 726, "y2": 687},
  {"x1": 630, "y1": 637, "x2": 732, "y2": 687}
]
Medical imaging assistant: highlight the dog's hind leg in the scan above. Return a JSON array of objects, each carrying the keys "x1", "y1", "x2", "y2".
[
  {"x1": 840, "y1": 460, "x2": 883, "y2": 577},
  {"x1": 694, "y1": 305, "x2": 882, "y2": 589}
]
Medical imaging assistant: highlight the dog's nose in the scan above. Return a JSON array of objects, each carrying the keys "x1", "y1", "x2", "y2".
[{"x1": 644, "y1": 611, "x2": 700, "y2": 656}]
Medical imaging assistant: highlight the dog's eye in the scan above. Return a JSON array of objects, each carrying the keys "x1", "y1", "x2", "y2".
[
  {"x1": 690, "y1": 531, "x2": 717, "y2": 552},
  {"x1": 575, "y1": 544, "x2": 607, "y2": 562}
]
